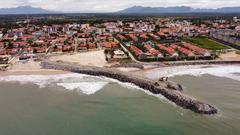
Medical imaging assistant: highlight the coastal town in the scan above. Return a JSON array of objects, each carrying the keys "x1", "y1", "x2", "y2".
[
  {"x1": 0, "y1": 15, "x2": 240, "y2": 73},
  {"x1": 0, "y1": 1, "x2": 240, "y2": 134}
]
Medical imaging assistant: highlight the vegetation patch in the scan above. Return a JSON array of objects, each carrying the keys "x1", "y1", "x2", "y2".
[{"x1": 180, "y1": 36, "x2": 230, "y2": 51}]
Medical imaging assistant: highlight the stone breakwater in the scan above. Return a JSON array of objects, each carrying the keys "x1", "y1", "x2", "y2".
[{"x1": 41, "y1": 60, "x2": 218, "y2": 115}]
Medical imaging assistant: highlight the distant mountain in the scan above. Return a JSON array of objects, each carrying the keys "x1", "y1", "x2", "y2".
[
  {"x1": 118, "y1": 6, "x2": 240, "y2": 14},
  {"x1": 0, "y1": 6, "x2": 55, "y2": 14},
  {"x1": 1, "y1": 5, "x2": 240, "y2": 15}
]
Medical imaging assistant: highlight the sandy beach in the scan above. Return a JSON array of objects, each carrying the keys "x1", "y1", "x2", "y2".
[
  {"x1": 0, "y1": 50, "x2": 108, "y2": 76},
  {"x1": 0, "y1": 60, "x2": 67, "y2": 76},
  {"x1": 218, "y1": 51, "x2": 240, "y2": 60}
]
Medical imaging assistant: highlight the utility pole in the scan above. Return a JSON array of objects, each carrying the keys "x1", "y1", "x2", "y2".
[{"x1": 74, "y1": 37, "x2": 79, "y2": 53}]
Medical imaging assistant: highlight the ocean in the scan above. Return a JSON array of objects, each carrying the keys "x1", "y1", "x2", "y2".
[{"x1": 0, "y1": 65, "x2": 239, "y2": 135}]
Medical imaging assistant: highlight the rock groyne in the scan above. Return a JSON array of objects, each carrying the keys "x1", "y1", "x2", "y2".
[{"x1": 41, "y1": 60, "x2": 218, "y2": 115}]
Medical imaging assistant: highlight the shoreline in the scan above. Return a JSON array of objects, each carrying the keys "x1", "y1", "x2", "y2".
[
  {"x1": 0, "y1": 70, "x2": 68, "y2": 76},
  {"x1": 1, "y1": 58, "x2": 239, "y2": 80},
  {"x1": 0, "y1": 59, "x2": 68, "y2": 76},
  {"x1": 135, "y1": 63, "x2": 240, "y2": 74}
]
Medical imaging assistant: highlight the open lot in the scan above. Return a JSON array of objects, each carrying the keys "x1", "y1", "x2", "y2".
[{"x1": 49, "y1": 50, "x2": 108, "y2": 67}]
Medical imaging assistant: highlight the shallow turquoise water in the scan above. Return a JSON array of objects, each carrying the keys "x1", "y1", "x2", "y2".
[{"x1": 0, "y1": 75, "x2": 239, "y2": 135}]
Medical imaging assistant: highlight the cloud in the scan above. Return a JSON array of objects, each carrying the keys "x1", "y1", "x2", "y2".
[{"x1": 0, "y1": 0, "x2": 239, "y2": 12}]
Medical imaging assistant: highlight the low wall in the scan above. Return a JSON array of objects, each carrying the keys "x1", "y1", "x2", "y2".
[
  {"x1": 41, "y1": 60, "x2": 218, "y2": 115},
  {"x1": 163, "y1": 60, "x2": 240, "y2": 66}
]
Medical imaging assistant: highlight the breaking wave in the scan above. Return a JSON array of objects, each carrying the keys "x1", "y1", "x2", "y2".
[
  {"x1": 145, "y1": 65, "x2": 240, "y2": 81},
  {"x1": 0, "y1": 73, "x2": 109, "y2": 95},
  {"x1": 57, "y1": 82, "x2": 109, "y2": 95},
  {"x1": 0, "y1": 73, "x2": 169, "y2": 103},
  {"x1": 0, "y1": 65, "x2": 239, "y2": 99},
  {"x1": 102, "y1": 76, "x2": 170, "y2": 103}
]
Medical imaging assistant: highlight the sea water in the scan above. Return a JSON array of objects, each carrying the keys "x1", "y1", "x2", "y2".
[{"x1": 0, "y1": 65, "x2": 239, "y2": 135}]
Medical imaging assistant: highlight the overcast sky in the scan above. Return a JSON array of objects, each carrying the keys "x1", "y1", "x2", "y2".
[{"x1": 0, "y1": 0, "x2": 240, "y2": 12}]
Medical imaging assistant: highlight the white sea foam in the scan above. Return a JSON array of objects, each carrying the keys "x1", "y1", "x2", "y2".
[
  {"x1": 0, "y1": 72, "x2": 174, "y2": 105},
  {"x1": 57, "y1": 82, "x2": 108, "y2": 95},
  {"x1": 57, "y1": 82, "x2": 109, "y2": 95},
  {"x1": 0, "y1": 73, "x2": 87, "y2": 85},
  {"x1": 145, "y1": 65, "x2": 240, "y2": 81},
  {"x1": 0, "y1": 73, "x2": 109, "y2": 95},
  {"x1": 101, "y1": 76, "x2": 170, "y2": 103},
  {"x1": 102, "y1": 77, "x2": 142, "y2": 90}
]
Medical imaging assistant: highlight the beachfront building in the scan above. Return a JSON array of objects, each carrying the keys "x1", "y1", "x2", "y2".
[
  {"x1": 113, "y1": 50, "x2": 128, "y2": 59},
  {"x1": 170, "y1": 44, "x2": 195, "y2": 57},
  {"x1": 182, "y1": 42, "x2": 211, "y2": 57},
  {"x1": 127, "y1": 34, "x2": 138, "y2": 41},
  {"x1": 144, "y1": 44, "x2": 163, "y2": 58},
  {"x1": 157, "y1": 44, "x2": 179, "y2": 57},
  {"x1": 130, "y1": 45, "x2": 146, "y2": 59}
]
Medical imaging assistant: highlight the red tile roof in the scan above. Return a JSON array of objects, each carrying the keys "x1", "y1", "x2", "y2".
[
  {"x1": 0, "y1": 42, "x2": 4, "y2": 47},
  {"x1": 140, "y1": 34, "x2": 148, "y2": 39},
  {"x1": 117, "y1": 34, "x2": 125, "y2": 40},
  {"x1": 0, "y1": 49, "x2": 6, "y2": 55},
  {"x1": 148, "y1": 33, "x2": 159, "y2": 39},
  {"x1": 182, "y1": 42, "x2": 208, "y2": 55},
  {"x1": 144, "y1": 44, "x2": 162, "y2": 56},
  {"x1": 171, "y1": 44, "x2": 194, "y2": 56},
  {"x1": 88, "y1": 43, "x2": 96, "y2": 49},
  {"x1": 127, "y1": 34, "x2": 137, "y2": 41},
  {"x1": 7, "y1": 48, "x2": 18, "y2": 55},
  {"x1": 101, "y1": 42, "x2": 118, "y2": 48},
  {"x1": 13, "y1": 42, "x2": 27, "y2": 47},
  {"x1": 62, "y1": 45, "x2": 72, "y2": 51},
  {"x1": 157, "y1": 44, "x2": 176, "y2": 56},
  {"x1": 130, "y1": 46, "x2": 143, "y2": 56}
]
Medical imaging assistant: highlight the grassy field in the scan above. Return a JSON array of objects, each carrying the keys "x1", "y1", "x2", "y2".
[{"x1": 181, "y1": 36, "x2": 231, "y2": 51}]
